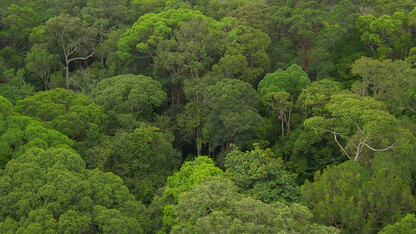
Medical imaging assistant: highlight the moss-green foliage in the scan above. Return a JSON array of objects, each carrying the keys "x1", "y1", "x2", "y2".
[
  {"x1": 381, "y1": 213, "x2": 416, "y2": 234},
  {"x1": 2, "y1": 0, "x2": 416, "y2": 233},
  {"x1": 225, "y1": 145, "x2": 300, "y2": 203},
  {"x1": 0, "y1": 96, "x2": 72, "y2": 168},
  {"x1": 172, "y1": 176, "x2": 338, "y2": 233},
  {"x1": 302, "y1": 161, "x2": 416, "y2": 233},
  {"x1": 203, "y1": 78, "x2": 262, "y2": 155},
  {"x1": 157, "y1": 156, "x2": 223, "y2": 232},
  {"x1": 0, "y1": 147, "x2": 150, "y2": 233},
  {"x1": 258, "y1": 64, "x2": 310, "y2": 98},
  {"x1": 14, "y1": 88, "x2": 106, "y2": 142},
  {"x1": 91, "y1": 74, "x2": 166, "y2": 132},
  {"x1": 87, "y1": 123, "x2": 180, "y2": 204}
]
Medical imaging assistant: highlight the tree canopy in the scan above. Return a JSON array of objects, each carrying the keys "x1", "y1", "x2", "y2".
[{"x1": 1, "y1": 0, "x2": 416, "y2": 232}]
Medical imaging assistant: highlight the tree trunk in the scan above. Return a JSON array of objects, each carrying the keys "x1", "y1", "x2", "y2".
[
  {"x1": 280, "y1": 111, "x2": 285, "y2": 137},
  {"x1": 196, "y1": 127, "x2": 202, "y2": 156},
  {"x1": 302, "y1": 37, "x2": 311, "y2": 74},
  {"x1": 43, "y1": 80, "x2": 48, "y2": 91},
  {"x1": 176, "y1": 89, "x2": 181, "y2": 105},
  {"x1": 65, "y1": 58, "x2": 70, "y2": 90},
  {"x1": 100, "y1": 33, "x2": 104, "y2": 66}
]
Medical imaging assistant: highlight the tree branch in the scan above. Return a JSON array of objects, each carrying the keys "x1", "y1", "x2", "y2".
[
  {"x1": 364, "y1": 142, "x2": 396, "y2": 152},
  {"x1": 68, "y1": 51, "x2": 95, "y2": 63},
  {"x1": 331, "y1": 132, "x2": 352, "y2": 161}
]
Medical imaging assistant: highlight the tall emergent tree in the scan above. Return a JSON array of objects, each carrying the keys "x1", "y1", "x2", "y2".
[{"x1": 304, "y1": 92, "x2": 414, "y2": 163}]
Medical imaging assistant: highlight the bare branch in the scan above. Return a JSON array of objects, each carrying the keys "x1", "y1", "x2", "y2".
[
  {"x1": 68, "y1": 51, "x2": 95, "y2": 63},
  {"x1": 332, "y1": 132, "x2": 352, "y2": 161},
  {"x1": 364, "y1": 142, "x2": 396, "y2": 152}
]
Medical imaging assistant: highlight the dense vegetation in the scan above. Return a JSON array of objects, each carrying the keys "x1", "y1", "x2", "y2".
[{"x1": 1, "y1": 0, "x2": 416, "y2": 233}]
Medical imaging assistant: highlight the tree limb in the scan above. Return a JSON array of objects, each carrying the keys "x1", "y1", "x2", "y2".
[
  {"x1": 68, "y1": 51, "x2": 95, "y2": 63},
  {"x1": 331, "y1": 132, "x2": 352, "y2": 161},
  {"x1": 364, "y1": 142, "x2": 396, "y2": 152}
]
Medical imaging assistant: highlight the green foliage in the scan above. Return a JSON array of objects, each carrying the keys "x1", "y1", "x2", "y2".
[
  {"x1": 203, "y1": 78, "x2": 262, "y2": 155},
  {"x1": 302, "y1": 161, "x2": 415, "y2": 233},
  {"x1": 287, "y1": 1, "x2": 326, "y2": 73},
  {"x1": 351, "y1": 57, "x2": 416, "y2": 114},
  {"x1": 3, "y1": 1, "x2": 416, "y2": 232},
  {"x1": 0, "y1": 147, "x2": 150, "y2": 233},
  {"x1": 25, "y1": 46, "x2": 59, "y2": 90},
  {"x1": 0, "y1": 96, "x2": 72, "y2": 168},
  {"x1": 357, "y1": 12, "x2": 412, "y2": 60},
  {"x1": 297, "y1": 79, "x2": 340, "y2": 117},
  {"x1": 172, "y1": 176, "x2": 338, "y2": 233},
  {"x1": 88, "y1": 123, "x2": 180, "y2": 203},
  {"x1": 258, "y1": 64, "x2": 311, "y2": 98},
  {"x1": 224, "y1": 145, "x2": 300, "y2": 203},
  {"x1": 14, "y1": 88, "x2": 106, "y2": 148},
  {"x1": 213, "y1": 17, "x2": 271, "y2": 84},
  {"x1": 118, "y1": 9, "x2": 213, "y2": 65},
  {"x1": 304, "y1": 92, "x2": 412, "y2": 163},
  {"x1": 0, "y1": 75, "x2": 34, "y2": 104},
  {"x1": 41, "y1": 14, "x2": 95, "y2": 89},
  {"x1": 258, "y1": 64, "x2": 310, "y2": 136},
  {"x1": 164, "y1": 156, "x2": 223, "y2": 202},
  {"x1": 273, "y1": 127, "x2": 345, "y2": 184},
  {"x1": 380, "y1": 213, "x2": 416, "y2": 234},
  {"x1": 0, "y1": 4, "x2": 40, "y2": 51},
  {"x1": 228, "y1": 2, "x2": 274, "y2": 34},
  {"x1": 91, "y1": 74, "x2": 166, "y2": 131},
  {"x1": 154, "y1": 17, "x2": 222, "y2": 80},
  {"x1": 158, "y1": 156, "x2": 223, "y2": 232}
]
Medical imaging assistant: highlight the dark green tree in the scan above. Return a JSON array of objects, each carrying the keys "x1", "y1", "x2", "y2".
[{"x1": 203, "y1": 78, "x2": 262, "y2": 157}]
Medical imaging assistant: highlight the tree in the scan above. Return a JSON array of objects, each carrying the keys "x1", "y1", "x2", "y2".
[
  {"x1": 156, "y1": 156, "x2": 223, "y2": 232},
  {"x1": 14, "y1": 88, "x2": 106, "y2": 146},
  {"x1": 273, "y1": 127, "x2": 345, "y2": 184},
  {"x1": 296, "y1": 79, "x2": 340, "y2": 117},
  {"x1": 89, "y1": 123, "x2": 180, "y2": 203},
  {"x1": 258, "y1": 64, "x2": 310, "y2": 136},
  {"x1": 212, "y1": 17, "x2": 271, "y2": 84},
  {"x1": 351, "y1": 57, "x2": 416, "y2": 115},
  {"x1": 357, "y1": 12, "x2": 412, "y2": 60},
  {"x1": 304, "y1": 92, "x2": 409, "y2": 162},
  {"x1": 203, "y1": 78, "x2": 262, "y2": 156},
  {"x1": 154, "y1": 17, "x2": 222, "y2": 105},
  {"x1": 380, "y1": 214, "x2": 416, "y2": 234},
  {"x1": 288, "y1": 1, "x2": 325, "y2": 73},
  {"x1": 0, "y1": 96, "x2": 72, "y2": 168},
  {"x1": 224, "y1": 145, "x2": 300, "y2": 203},
  {"x1": 0, "y1": 147, "x2": 150, "y2": 233},
  {"x1": 176, "y1": 73, "x2": 220, "y2": 156},
  {"x1": 81, "y1": 0, "x2": 132, "y2": 66},
  {"x1": 172, "y1": 177, "x2": 338, "y2": 233},
  {"x1": 43, "y1": 14, "x2": 95, "y2": 90},
  {"x1": 118, "y1": 9, "x2": 214, "y2": 76},
  {"x1": 0, "y1": 73, "x2": 34, "y2": 104},
  {"x1": 228, "y1": 2, "x2": 274, "y2": 34},
  {"x1": 91, "y1": 74, "x2": 166, "y2": 132},
  {"x1": 301, "y1": 161, "x2": 415, "y2": 233},
  {"x1": 25, "y1": 46, "x2": 59, "y2": 90},
  {"x1": 0, "y1": 4, "x2": 39, "y2": 52}
]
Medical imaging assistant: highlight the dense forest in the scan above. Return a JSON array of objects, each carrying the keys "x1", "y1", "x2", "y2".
[{"x1": 1, "y1": 0, "x2": 416, "y2": 233}]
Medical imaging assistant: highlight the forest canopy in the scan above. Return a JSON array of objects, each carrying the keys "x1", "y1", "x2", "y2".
[{"x1": 1, "y1": 0, "x2": 416, "y2": 233}]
